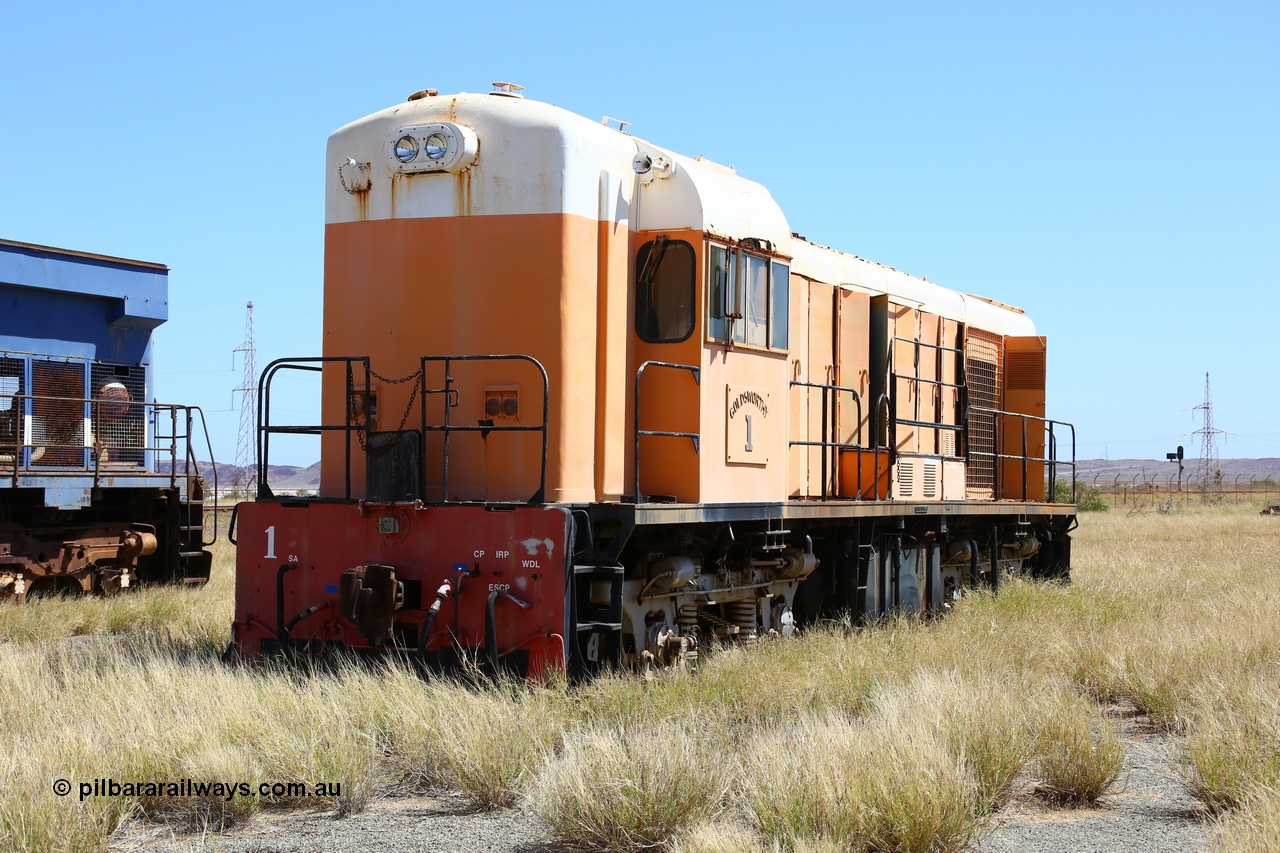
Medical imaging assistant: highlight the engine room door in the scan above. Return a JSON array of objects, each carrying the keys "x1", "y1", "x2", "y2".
[
  {"x1": 804, "y1": 281, "x2": 835, "y2": 496},
  {"x1": 1000, "y1": 335, "x2": 1047, "y2": 501}
]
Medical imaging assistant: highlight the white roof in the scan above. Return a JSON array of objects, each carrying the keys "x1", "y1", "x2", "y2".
[{"x1": 327, "y1": 89, "x2": 1035, "y2": 336}]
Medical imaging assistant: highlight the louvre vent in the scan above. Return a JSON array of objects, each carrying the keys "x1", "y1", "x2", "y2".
[
  {"x1": 898, "y1": 460, "x2": 915, "y2": 497},
  {"x1": 1006, "y1": 350, "x2": 1045, "y2": 390},
  {"x1": 923, "y1": 461, "x2": 938, "y2": 498}
]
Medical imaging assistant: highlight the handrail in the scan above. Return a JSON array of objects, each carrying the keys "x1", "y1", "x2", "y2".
[
  {"x1": 634, "y1": 361, "x2": 700, "y2": 505},
  {"x1": 969, "y1": 406, "x2": 1076, "y2": 503},
  {"x1": 1, "y1": 391, "x2": 198, "y2": 482},
  {"x1": 871, "y1": 394, "x2": 893, "y2": 500},
  {"x1": 257, "y1": 356, "x2": 370, "y2": 500},
  {"x1": 257, "y1": 355, "x2": 549, "y2": 505},
  {"x1": 888, "y1": 334, "x2": 967, "y2": 461},
  {"x1": 186, "y1": 405, "x2": 219, "y2": 546},
  {"x1": 151, "y1": 402, "x2": 219, "y2": 546},
  {"x1": 787, "y1": 379, "x2": 864, "y2": 499},
  {"x1": 418, "y1": 354, "x2": 549, "y2": 505}
]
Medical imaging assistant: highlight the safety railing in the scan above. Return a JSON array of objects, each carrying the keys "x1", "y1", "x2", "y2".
[
  {"x1": 634, "y1": 361, "x2": 700, "y2": 505},
  {"x1": 158, "y1": 403, "x2": 219, "y2": 547},
  {"x1": 968, "y1": 407, "x2": 1076, "y2": 503},
  {"x1": 787, "y1": 379, "x2": 880, "y2": 499},
  {"x1": 0, "y1": 393, "x2": 216, "y2": 542},
  {"x1": 888, "y1": 335, "x2": 968, "y2": 460},
  {"x1": 870, "y1": 393, "x2": 893, "y2": 500},
  {"x1": 256, "y1": 354, "x2": 549, "y2": 505},
  {"x1": 0, "y1": 393, "x2": 203, "y2": 483},
  {"x1": 419, "y1": 355, "x2": 549, "y2": 505},
  {"x1": 258, "y1": 357, "x2": 370, "y2": 500}
]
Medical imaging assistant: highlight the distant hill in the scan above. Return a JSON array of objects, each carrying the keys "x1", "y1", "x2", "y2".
[
  {"x1": 172, "y1": 458, "x2": 1280, "y2": 495},
  {"x1": 163, "y1": 461, "x2": 322, "y2": 494},
  {"x1": 1073, "y1": 458, "x2": 1280, "y2": 488}
]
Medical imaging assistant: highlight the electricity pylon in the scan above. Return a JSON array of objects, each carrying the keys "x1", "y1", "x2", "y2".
[
  {"x1": 233, "y1": 302, "x2": 257, "y2": 497},
  {"x1": 1193, "y1": 372, "x2": 1224, "y2": 503}
]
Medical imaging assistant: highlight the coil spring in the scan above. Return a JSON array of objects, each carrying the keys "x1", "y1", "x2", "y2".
[
  {"x1": 727, "y1": 599, "x2": 758, "y2": 643},
  {"x1": 677, "y1": 604, "x2": 700, "y2": 665}
]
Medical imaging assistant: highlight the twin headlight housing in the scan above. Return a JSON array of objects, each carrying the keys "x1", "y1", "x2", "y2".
[{"x1": 387, "y1": 122, "x2": 478, "y2": 174}]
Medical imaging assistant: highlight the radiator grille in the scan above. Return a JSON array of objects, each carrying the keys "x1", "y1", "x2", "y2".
[
  {"x1": 30, "y1": 360, "x2": 86, "y2": 467},
  {"x1": 965, "y1": 331, "x2": 1002, "y2": 498},
  {"x1": 90, "y1": 364, "x2": 146, "y2": 465}
]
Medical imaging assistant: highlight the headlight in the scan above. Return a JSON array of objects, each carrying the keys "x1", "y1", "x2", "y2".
[
  {"x1": 386, "y1": 122, "x2": 478, "y2": 174},
  {"x1": 393, "y1": 135, "x2": 419, "y2": 163},
  {"x1": 423, "y1": 132, "x2": 448, "y2": 160}
]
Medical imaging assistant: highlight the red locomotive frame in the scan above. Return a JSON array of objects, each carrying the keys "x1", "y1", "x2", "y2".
[{"x1": 232, "y1": 501, "x2": 571, "y2": 679}]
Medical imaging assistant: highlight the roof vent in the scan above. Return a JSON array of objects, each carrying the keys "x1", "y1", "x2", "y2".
[
  {"x1": 407, "y1": 88, "x2": 439, "y2": 101},
  {"x1": 490, "y1": 81, "x2": 524, "y2": 98}
]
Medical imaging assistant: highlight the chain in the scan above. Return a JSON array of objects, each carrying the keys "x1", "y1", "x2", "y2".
[
  {"x1": 338, "y1": 158, "x2": 369, "y2": 195},
  {"x1": 353, "y1": 367, "x2": 424, "y2": 451},
  {"x1": 369, "y1": 367, "x2": 421, "y2": 386}
]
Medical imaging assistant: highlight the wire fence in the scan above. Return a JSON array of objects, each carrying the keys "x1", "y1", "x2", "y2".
[{"x1": 1086, "y1": 473, "x2": 1279, "y2": 509}]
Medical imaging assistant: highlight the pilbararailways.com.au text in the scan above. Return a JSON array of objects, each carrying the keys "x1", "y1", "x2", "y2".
[{"x1": 53, "y1": 778, "x2": 341, "y2": 802}]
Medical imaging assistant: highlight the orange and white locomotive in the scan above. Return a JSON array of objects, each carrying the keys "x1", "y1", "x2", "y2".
[{"x1": 231, "y1": 83, "x2": 1076, "y2": 677}]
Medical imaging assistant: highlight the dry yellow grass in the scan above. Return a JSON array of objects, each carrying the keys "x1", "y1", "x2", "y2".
[
  {"x1": 0, "y1": 538, "x2": 235, "y2": 646},
  {"x1": 532, "y1": 719, "x2": 732, "y2": 851},
  {"x1": 0, "y1": 505, "x2": 1277, "y2": 852},
  {"x1": 743, "y1": 710, "x2": 981, "y2": 853},
  {"x1": 1214, "y1": 788, "x2": 1280, "y2": 853},
  {"x1": 1031, "y1": 690, "x2": 1126, "y2": 805}
]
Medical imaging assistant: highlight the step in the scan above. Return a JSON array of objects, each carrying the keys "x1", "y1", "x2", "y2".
[
  {"x1": 574, "y1": 564, "x2": 624, "y2": 577},
  {"x1": 575, "y1": 621, "x2": 622, "y2": 632}
]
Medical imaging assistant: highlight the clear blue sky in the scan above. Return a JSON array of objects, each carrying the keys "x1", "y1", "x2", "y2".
[{"x1": 3, "y1": 0, "x2": 1276, "y2": 466}]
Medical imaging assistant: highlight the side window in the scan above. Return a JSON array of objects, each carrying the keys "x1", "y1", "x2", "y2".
[
  {"x1": 770, "y1": 260, "x2": 789, "y2": 350},
  {"x1": 635, "y1": 238, "x2": 695, "y2": 343},
  {"x1": 708, "y1": 244, "x2": 735, "y2": 342},
  {"x1": 741, "y1": 254, "x2": 768, "y2": 346},
  {"x1": 707, "y1": 244, "x2": 789, "y2": 351}
]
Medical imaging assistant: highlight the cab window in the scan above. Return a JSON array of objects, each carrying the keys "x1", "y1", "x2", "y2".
[
  {"x1": 707, "y1": 243, "x2": 789, "y2": 350},
  {"x1": 635, "y1": 238, "x2": 695, "y2": 343}
]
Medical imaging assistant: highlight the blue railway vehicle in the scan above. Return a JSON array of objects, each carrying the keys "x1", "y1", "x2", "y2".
[{"x1": 0, "y1": 239, "x2": 215, "y2": 600}]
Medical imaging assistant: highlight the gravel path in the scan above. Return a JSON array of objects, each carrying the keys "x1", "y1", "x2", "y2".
[
  {"x1": 112, "y1": 707, "x2": 1210, "y2": 853},
  {"x1": 978, "y1": 708, "x2": 1210, "y2": 853}
]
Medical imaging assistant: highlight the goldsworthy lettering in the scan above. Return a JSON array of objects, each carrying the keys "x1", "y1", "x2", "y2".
[{"x1": 728, "y1": 391, "x2": 768, "y2": 419}]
